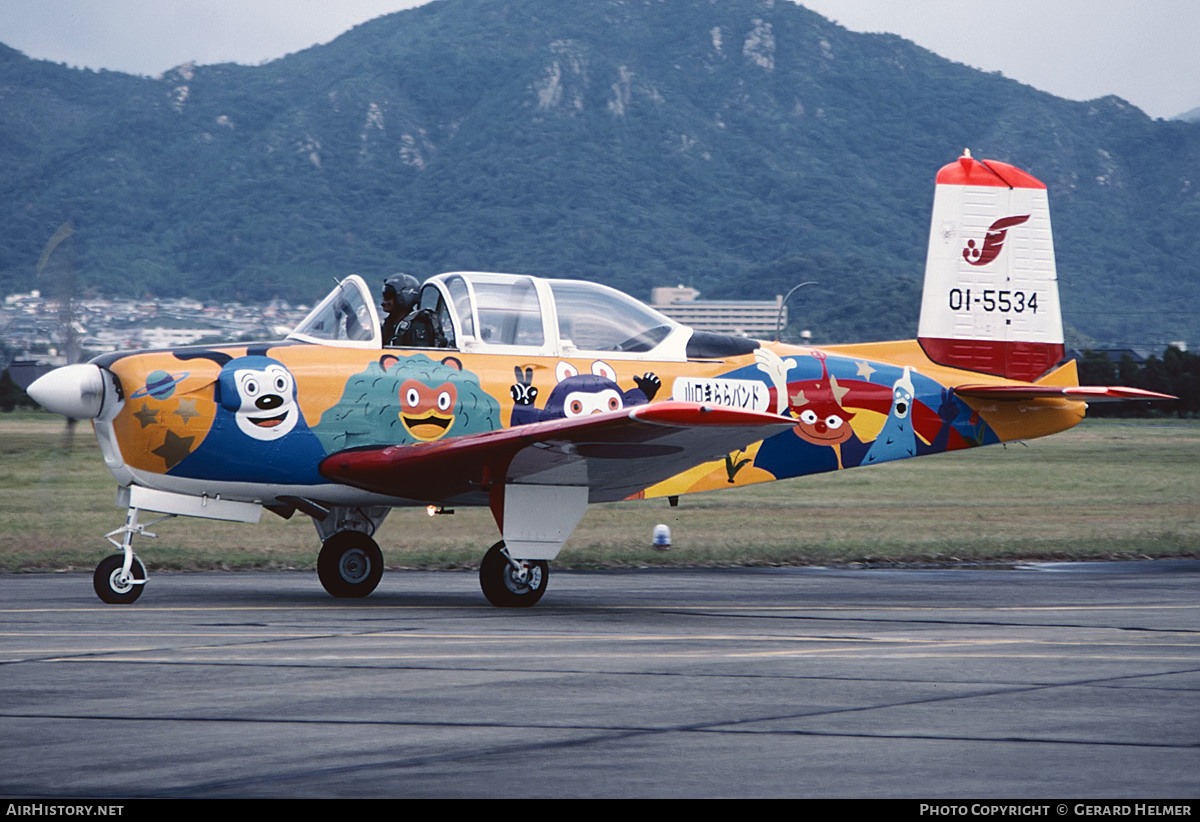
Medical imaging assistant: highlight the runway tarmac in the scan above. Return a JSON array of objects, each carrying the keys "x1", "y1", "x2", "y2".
[{"x1": 1, "y1": 561, "x2": 1197, "y2": 799}]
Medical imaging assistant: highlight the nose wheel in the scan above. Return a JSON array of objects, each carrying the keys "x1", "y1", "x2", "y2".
[
  {"x1": 93, "y1": 553, "x2": 147, "y2": 604},
  {"x1": 479, "y1": 541, "x2": 549, "y2": 607}
]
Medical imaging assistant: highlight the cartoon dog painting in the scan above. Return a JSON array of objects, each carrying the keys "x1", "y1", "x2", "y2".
[{"x1": 167, "y1": 348, "x2": 328, "y2": 484}]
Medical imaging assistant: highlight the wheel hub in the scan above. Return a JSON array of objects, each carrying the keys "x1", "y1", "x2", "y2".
[
  {"x1": 339, "y1": 550, "x2": 371, "y2": 583},
  {"x1": 505, "y1": 562, "x2": 542, "y2": 594},
  {"x1": 108, "y1": 569, "x2": 134, "y2": 594}
]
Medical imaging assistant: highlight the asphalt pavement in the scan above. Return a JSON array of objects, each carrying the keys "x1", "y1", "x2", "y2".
[{"x1": 1, "y1": 561, "x2": 1197, "y2": 799}]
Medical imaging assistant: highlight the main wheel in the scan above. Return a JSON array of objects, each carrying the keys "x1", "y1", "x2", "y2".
[
  {"x1": 317, "y1": 531, "x2": 384, "y2": 598},
  {"x1": 93, "y1": 553, "x2": 146, "y2": 605},
  {"x1": 479, "y1": 541, "x2": 548, "y2": 608}
]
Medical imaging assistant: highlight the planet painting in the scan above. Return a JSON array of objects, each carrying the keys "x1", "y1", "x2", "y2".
[{"x1": 130, "y1": 370, "x2": 190, "y2": 401}]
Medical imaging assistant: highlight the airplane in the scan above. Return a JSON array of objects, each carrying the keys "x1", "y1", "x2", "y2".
[{"x1": 28, "y1": 150, "x2": 1173, "y2": 607}]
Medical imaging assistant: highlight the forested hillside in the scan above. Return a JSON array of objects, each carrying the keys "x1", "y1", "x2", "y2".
[{"x1": 2, "y1": 0, "x2": 1197, "y2": 347}]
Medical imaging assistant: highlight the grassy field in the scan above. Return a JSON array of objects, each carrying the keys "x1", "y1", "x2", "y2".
[{"x1": 1, "y1": 410, "x2": 1196, "y2": 573}]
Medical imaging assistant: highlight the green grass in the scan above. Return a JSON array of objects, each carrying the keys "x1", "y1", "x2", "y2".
[{"x1": 1, "y1": 410, "x2": 1197, "y2": 572}]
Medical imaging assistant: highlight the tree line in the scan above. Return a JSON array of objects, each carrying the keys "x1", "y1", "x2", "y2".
[{"x1": 1077, "y1": 346, "x2": 1200, "y2": 417}]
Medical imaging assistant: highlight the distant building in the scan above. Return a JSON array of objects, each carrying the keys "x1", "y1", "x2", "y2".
[
  {"x1": 650, "y1": 285, "x2": 784, "y2": 338},
  {"x1": 1067, "y1": 347, "x2": 1154, "y2": 365},
  {"x1": 5, "y1": 360, "x2": 51, "y2": 390},
  {"x1": 0, "y1": 290, "x2": 311, "y2": 365}
]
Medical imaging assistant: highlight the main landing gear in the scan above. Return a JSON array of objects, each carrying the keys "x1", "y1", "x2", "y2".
[
  {"x1": 312, "y1": 505, "x2": 390, "y2": 599},
  {"x1": 313, "y1": 508, "x2": 551, "y2": 606},
  {"x1": 317, "y1": 530, "x2": 384, "y2": 598},
  {"x1": 479, "y1": 541, "x2": 549, "y2": 608},
  {"x1": 315, "y1": 534, "x2": 550, "y2": 606}
]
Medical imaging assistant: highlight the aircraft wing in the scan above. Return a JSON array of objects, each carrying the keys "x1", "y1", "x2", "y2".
[
  {"x1": 319, "y1": 401, "x2": 796, "y2": 505},
  {"x1": 955, "y1": 384, "x2": 1176, "y2": 403}
]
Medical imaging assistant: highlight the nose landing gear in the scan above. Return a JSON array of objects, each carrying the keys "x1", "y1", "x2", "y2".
[{"x1": 93, "y1": 505, "x2": 170, "y2": 604}]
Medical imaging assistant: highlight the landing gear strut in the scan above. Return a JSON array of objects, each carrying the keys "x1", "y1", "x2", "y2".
[{"x1": 479, "y1": 541, "x2": 549, "y2": 608}]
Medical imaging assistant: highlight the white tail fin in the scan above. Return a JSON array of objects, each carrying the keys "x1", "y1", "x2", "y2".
[{"x1": 917, "y1": 150, "x2": 1064, "y2": 382}]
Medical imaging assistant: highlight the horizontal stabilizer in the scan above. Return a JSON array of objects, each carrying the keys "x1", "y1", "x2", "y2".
[{"x1": 955, "y1": 384, "x2": 1176, "y2": 403}]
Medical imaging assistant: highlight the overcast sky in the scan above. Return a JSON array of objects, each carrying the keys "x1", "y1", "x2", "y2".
[{"x1": 2, "y1": 0, "x2": 1196, "y2": 120}]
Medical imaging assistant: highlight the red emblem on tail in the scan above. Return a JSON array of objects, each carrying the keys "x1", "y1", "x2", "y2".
[{"x1": 962, "y1": 215, "x2": 1029, "y2": 266}]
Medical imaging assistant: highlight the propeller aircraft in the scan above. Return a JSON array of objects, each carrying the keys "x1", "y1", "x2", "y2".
[{"x1": 28, "y1": 151, "x2": 1172, "y2": 606}]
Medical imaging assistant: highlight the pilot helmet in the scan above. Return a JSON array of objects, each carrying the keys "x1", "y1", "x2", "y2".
[{"x1": 382, "y1": 273, "x2": 420, "y2": 312}]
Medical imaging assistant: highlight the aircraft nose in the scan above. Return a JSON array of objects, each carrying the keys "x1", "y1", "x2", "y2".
[{"x1": 27, "y1": 363, "x2": 106, "y2": 419}]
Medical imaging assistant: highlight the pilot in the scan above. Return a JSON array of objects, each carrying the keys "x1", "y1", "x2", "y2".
[{"x1": 381, "y1": 274, "x2": 441, "y2": 348}]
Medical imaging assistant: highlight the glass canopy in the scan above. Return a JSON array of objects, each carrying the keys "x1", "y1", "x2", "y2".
[{"x1": 290, "y1": 271, "x2": 694, "y2": 361}]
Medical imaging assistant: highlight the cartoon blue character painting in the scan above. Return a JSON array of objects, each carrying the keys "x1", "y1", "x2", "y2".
[
  {"x1": 863, "y1": 367, "x2": 919, "y2": 465},
  {"x1": 168, "y1": 348, "x2": 328, "y2": 484}
]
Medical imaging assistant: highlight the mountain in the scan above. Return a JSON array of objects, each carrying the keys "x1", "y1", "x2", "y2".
[
  {"x1": 1178, "y1": 106, "x2": 1200, "y2": 124},
  {"x1": 1, "y1": 0, "x2": 1198, "y2": 348}
]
